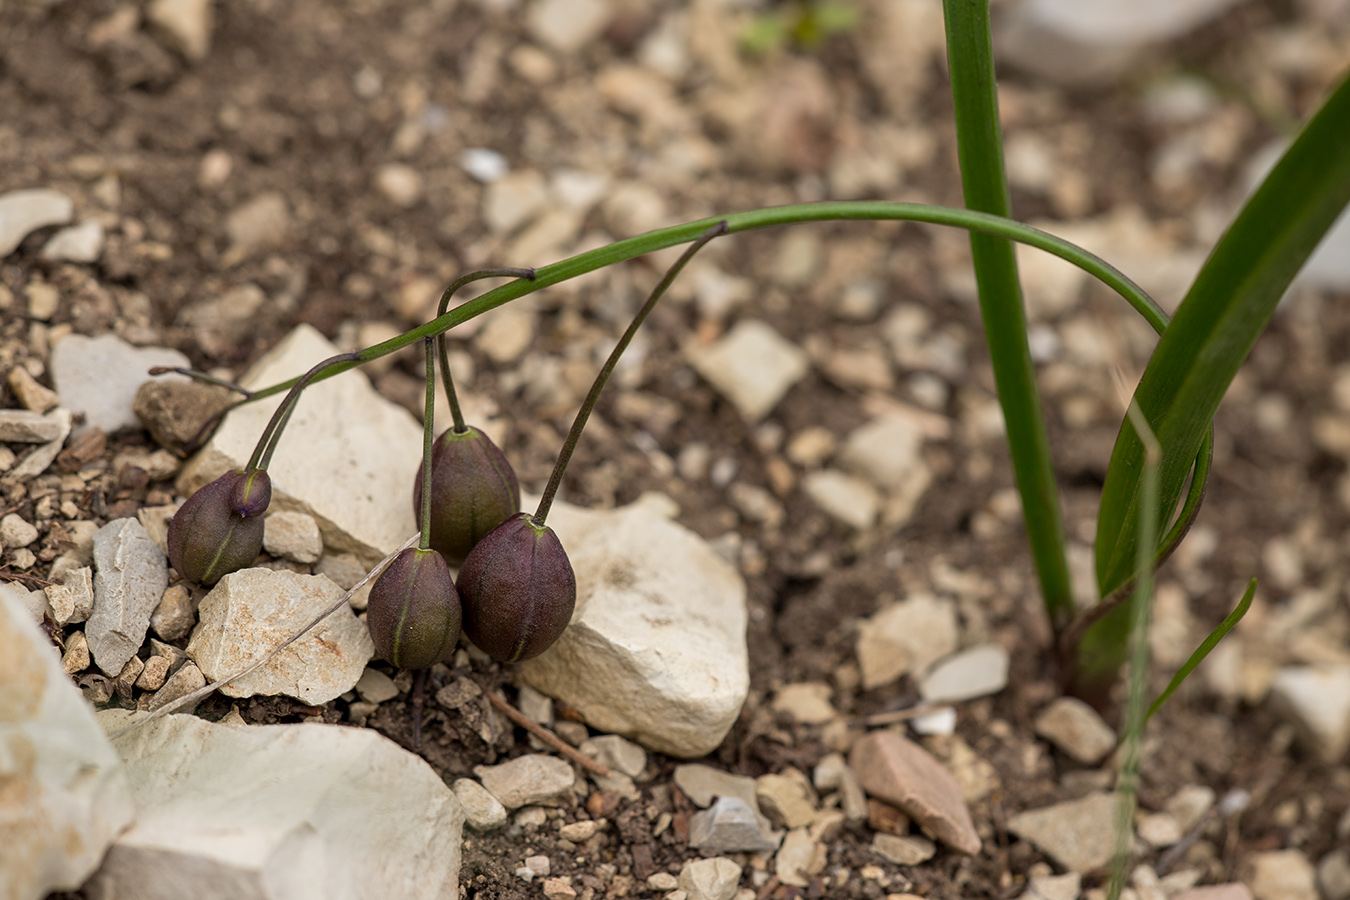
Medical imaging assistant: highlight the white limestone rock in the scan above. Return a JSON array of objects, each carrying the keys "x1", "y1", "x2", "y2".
[
  {"x1": 86, "y1": 518, "x2": 169, "y2": 676},
  {"x1": 46, "y1": 566, "x2": 95, "y2": 626},
  {"x1": 919, "y1": 643, "x2": 1010, "y2": 704},
  {"x1": 452, "y1": 778, "x2": 509, "y2": 831},
  {"x1": 528, "y1": 0, "x2": 612, "y2": 54},
  {"x1": 802, "y1": 469, "x2": 879, "y2": 531},
  {"x1": 679, "y1": 857, "x2": 743, "y2": 900},
  {"x1": 1243, "y1": 849, "x2": 1318, "y2": 900},
  {"x1": 1007, "y1": 791, "x2": 1119, "y2": 872},
  {"x1": 50, "y1": 334, "x2": 191, "y2": 437},
  {"x1": 10, "y1": 407, "x2": 72, "y2": 479},
  {"x1": 178, "y1": 324, "x2": 423, "y2": 566},
  {"x1": 579, "y1": 734, "x2": 647, "y2": 779},
  {"x1": 91, "y1": 711, "x2": 464, "y2": 900},
  {"x1": 0, "y1": 410, "x2": 63, "y2": 443},
  {"x1": 40, "y1": 220, "x2": 105, "y2": 263},
  {"x1": 856, "y1": 593, "x2": 960, "y2": 690},
  {"x1": 0, "y1": 585, "x2": 134, "y2": 900},
  {"x1": 517, "y1": 495, "x2": 749, "y2": 758},
  {"x1": 1267, "y1": 664, "x2": 1350, "y2": 763},
  {"x1": 0, "y1": 188, "x2": 72, "y2": 257},
  {"x1": 473, "y1": 754, "x2": 575, "y2": 809},
  {"x1": 999, "y1": 0, "x2": 1242, "y2": 85},
  {"x1": 0, "y1": 579, "x2": 53, "y2": 624},
  {"x1": 147, "y1": 0, "x2": 214, "y2": 61},
  {"x1": 688, "y1": 319, "x2": 809, "y2": 423},
  {"x1": 840, "y1": 412, "x2": 927, "y2": 488},
  {"x1": 186, "y1": 568, "x2": 374, "y2": 704},
  {"x1": 1033, "y1": 696, "x2": 1117, "y2": 765},
  {"x1": 262, "y1": 510, "x2": 324, "y2": 564}
]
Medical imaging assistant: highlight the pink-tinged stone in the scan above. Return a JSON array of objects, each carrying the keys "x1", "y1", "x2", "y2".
[{"x1": 848, "y1": 729, "x2": 980, "y2": 854}]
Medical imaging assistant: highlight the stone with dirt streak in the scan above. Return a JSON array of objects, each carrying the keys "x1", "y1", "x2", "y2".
[
  {"x1": 86, "y1": 518, "x2": 169, "y2": 677},
  {"x1": 177, "y1": 324, "x2": 423, "y2": 567},
  {"x1": 0, "y1": 584, "x2": 134, "y2": 900},
  {"x1": 186, "y1": 567, "x2": 373, "y2": 704},
  {"x1": 849, "y1": 729, "x2": 981, "y2": 855},
  {"x1": 473, "y1": 754, "x2": 575, "y2": 809},
  {"x1": 92, "y1": 710, "x2": 464, "y2": 900},
  {"x1": 517, "y1": 494, "x2": 749, "y2": 758}
]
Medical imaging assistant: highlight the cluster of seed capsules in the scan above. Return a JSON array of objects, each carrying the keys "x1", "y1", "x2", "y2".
[{"x1": 166, "y1": 425, "x2": 575, "y2": 671}]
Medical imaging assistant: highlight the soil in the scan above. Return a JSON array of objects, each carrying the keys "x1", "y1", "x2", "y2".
[{"x1": 4, "y1": 1, "x2": 1349, "y2": 899}]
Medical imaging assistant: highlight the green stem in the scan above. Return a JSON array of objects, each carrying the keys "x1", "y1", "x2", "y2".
[
  {"x1": 534, "y1": 221, "x2": 729, "y2": 525},
  {"x1": 943, "y1": 0, "x2": 1074, "y2": 634},
  {"x1": 434, "y1": 267, "x2": 536, "y2": 434},
  {"x1": 235, "y1": 201, "x2": 1168, "y2": 406},
  {"x1": 419, "y1": 337, "x2": 435, "y2": 552},
  {"x1": 246, "y1": 351, "x2": 361, "y2": 471}
]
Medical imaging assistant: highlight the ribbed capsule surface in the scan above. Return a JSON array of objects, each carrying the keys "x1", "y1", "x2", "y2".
[
  {"x1": 366, "y1": 547, "x2": 462, "y2": 670},
  {"x1": 456, "y1": 513, "x2": 576, "y2": 663},
  {"x1": 412, "y1": 425, "x2": 520, "y2": 566},
  {"x1": 167, "y1": 470, "x2": 268, "y2": 586}
]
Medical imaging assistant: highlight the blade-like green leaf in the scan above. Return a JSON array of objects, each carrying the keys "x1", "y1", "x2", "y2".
[
  {"x1": 1096, "y1": 71, "x2": 1350, "y2": 596},
  {"x1": 943, "y1": 0, "x2": 1074, "y2": 631},
  {"x1": 1146, "y1": 578, "x2": 1256, "y2": 723}
]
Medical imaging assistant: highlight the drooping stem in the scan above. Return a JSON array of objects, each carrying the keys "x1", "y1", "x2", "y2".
[
  {"x1": 246, "y1": 351, "x2": 361, "y2": 472},
  {"x1": 435, "y1": 267, "x2": 536, "y2": 434},
  {"x1": 419, "y1": 337, "x2": 436, "y2": 552},
  {"x1": 233, "y1": 204, "x2": 1170, "y2": 407},
  {"x1": 534, "y1": 221, "x2": 728, "y2": 525}
]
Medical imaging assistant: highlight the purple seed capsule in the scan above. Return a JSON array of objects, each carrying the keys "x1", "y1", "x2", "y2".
[
  {"x1": 412, "y1": 425, "x2": 520, "y2": 566},
  {"x1": 167, "y1": 469, "x2": 269, "y2": 586},
  {"x1": 367, "y1": 547, "x2": 461, "y2": 670},
  {"x1": 456, "y1": 513, "x2": 575, "y2": 663}
]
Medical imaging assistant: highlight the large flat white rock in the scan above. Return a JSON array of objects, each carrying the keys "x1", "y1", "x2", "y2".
[
  {"x1": 0, "y1": 586, "x2": 134, "y2": 900},
  {"x1": 518, "y1": 495, "x2": 749, "y2": 758},
  {"x1": 91, "y1": 712, "x2": 464, "y2": 900},
  {"x1": 178, "y1": 324, "x2": 423, "y2": 566},
  {"x1": 187, "y1": 568, "x2": 374, "y2": 705}
]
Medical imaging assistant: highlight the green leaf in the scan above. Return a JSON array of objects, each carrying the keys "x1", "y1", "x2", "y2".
[
  {"x1": 1146, "y1": 578, "x2": 1256, "y2": 723},
  {"x1": 943, "y1": 0, "x2": 1074, "y2": 631},
  {"x1": 1095, "y1": 71, "x2": 1350, "y2": 597}
]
